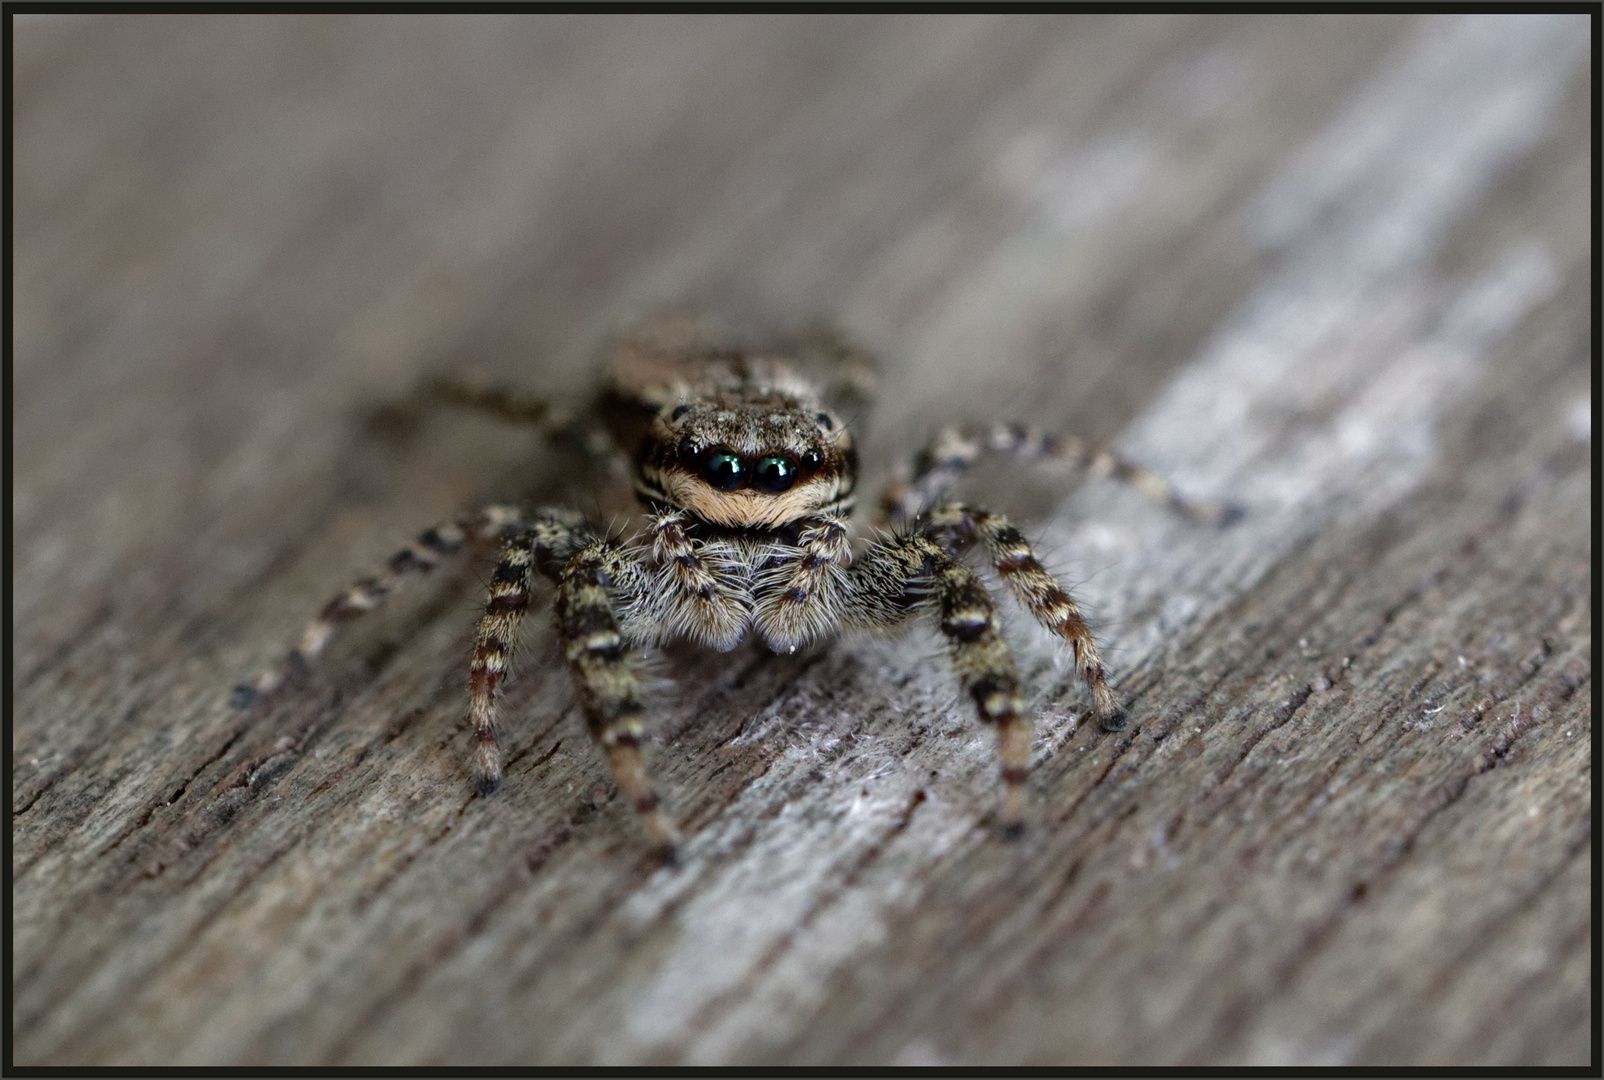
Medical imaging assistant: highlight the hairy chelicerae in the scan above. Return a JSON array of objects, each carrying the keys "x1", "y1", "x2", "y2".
[{"x1": 235, "y1": 314, "x2": 1227, "y2": 861}]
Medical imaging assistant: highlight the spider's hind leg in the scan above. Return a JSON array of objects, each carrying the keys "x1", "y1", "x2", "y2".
[{"x1": 233, "y1": 504, "x2": 528, "y2": 708}]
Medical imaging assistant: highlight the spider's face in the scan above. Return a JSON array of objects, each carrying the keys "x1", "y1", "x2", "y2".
[{"x1": 637, "y1": 398, "x2": 857, "y2": 528}]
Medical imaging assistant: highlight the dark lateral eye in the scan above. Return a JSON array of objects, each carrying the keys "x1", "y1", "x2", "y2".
[
  {"x1": 799, "y1": 447, "x2": 824, "y2": 471},
  {"x1": 815, "y1": 412, "x2": 834, "y2": 429},
  {"x1": 753, "y1": 452, "x2": 798, "y2": 493},
  {"x1": 670, "y1": 404, "x2": 691, "y2": 421},
  {"x1": 703, "y1": 448, "x2": 746, "y2": 491}
]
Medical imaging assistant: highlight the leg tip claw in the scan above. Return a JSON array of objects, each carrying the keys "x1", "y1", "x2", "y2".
[
  {"x1": 477, "y1": 774, "x2": 503, "y2": 798},
  {"x1": 999, "y1": 820, "x2": 1026, "y2": 842},
  {"x1": 1100, "y1": 707, "x2": 1128, "y2": 732},
  {"x1": 230, "y1": 684, "x2": 258, "y2": 709}
]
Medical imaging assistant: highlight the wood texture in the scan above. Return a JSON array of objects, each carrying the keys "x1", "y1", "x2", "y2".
[{"x1": 12, "y1": 13, "x2": 1591, "y2": 1067}]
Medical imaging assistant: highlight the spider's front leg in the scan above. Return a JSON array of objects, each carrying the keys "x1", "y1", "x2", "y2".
[
  {"x1": 846, "y1": 534, "x2": 1034, "y2": 834},
  {"x1": 926, "y1": 501, "x2": 1126, "y2": 732},
  {"x1": 553, "y1": 540, "x2": 680, "y2": 858},
  {"x1": 469, "y1": 514, "x2": 676, "y2": 855}
]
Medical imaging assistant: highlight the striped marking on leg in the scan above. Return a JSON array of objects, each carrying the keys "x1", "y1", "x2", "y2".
[
  {"x1": 557, "y1": 543, "x2": 678, "y2": 856},
  {"x1": 937, "y1": 504, "x2": 1126, "y2": 730},
  {"x1": 469, "y1": 530, "x2": 539, "y2": 795},
  {"x1": 233, "y1": 507, "x2": 525, "y2": 708},
  {"x1": 879, "y1": 422, "x2": 1234, "y2": 526},
  {"x1": 914, "y1": 535, "x2": 1034, "y2": 833}
]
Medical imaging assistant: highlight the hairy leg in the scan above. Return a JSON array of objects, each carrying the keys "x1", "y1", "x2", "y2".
[
  {"x1": 422, "y1": 376, "x2": 623, "y2": 468},
  {"x1": 846, "y1": 533, "x2": 1033, "y2": 834},
  {"x1": 879, "y1": 422, "x2": 1234, "y2": 526},
  {"x1": 466, "y1": 509, "x2": 599, "y2": 795},
  {"x1": 924, "y1": 502, "x2": 1126, "y2": 731},
  {"x1": 553, "y1": 538, "x2": 678, "y2": 857},
  {"x1": 233, "y1": 504, "x2": 528, "y2": 707}
]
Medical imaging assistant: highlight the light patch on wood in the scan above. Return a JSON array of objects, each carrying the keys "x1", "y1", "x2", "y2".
[
  {"x1": 584, "y1": 16, "x2": 1582, "y2": 1062},
  {"x1": 603, "y1": 674, "x2": 984, "y2": 1064}
]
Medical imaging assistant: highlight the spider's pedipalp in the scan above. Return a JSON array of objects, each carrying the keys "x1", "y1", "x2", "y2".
[
  {"x1": 645, "y1": 509, "x2": 749, "y2": 649},
  {"x1": 753, "y1": 513, "x2": 852, "y2": 652},
  {"x1": 233, "y1": 504, "x2": 527, "y2": 708}
]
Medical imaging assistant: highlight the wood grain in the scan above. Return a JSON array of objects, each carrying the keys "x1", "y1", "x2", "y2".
[{"x1": 12, "y1": 13, "x2": 1590, "y2": 1067}]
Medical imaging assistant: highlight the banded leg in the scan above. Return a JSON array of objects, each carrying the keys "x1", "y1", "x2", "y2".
[
  {"x1": 846, "y1": 534, "x2": 1033, "y2": 834},
  {"x1": 925, "y1": 502, "x2": 1125, "y2": 731},
  {"x1": 233, "y1": 504, "x2": 527, "y2": 707},
  {"x1": 468, "y1": 509, "x2": 598, "y2": 796},
  {"x1": 556, "y1": 540, "x2": 678, "y2": 856},
  {"x1": 879, "y1": 422, "x2": 1234, "y2": 526}
]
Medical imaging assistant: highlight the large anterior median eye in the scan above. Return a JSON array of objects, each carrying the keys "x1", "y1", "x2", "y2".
[
  {"x1": 702, "y1": 448, "x2": 746, "y2": 491},
  {"x1": 752, "y1": 452, "x2": 798, "y2": 493}
]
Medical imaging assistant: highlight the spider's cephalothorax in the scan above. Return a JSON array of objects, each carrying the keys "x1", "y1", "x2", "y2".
[
  {"x1": 236, "y1": 315, "x2": 1228, "y2": 861},
  {"x1": 635, "y1": 356, "x2": 858, "y2": 531}
]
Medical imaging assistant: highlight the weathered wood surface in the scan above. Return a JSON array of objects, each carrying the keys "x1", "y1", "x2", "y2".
[{"x1": 12, "y1": 14, "x2": 1591, "y2": 1067}]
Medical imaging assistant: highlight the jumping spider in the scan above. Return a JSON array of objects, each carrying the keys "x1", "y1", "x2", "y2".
[{"x1": 236, "y1": 314, "x2": 1227, "y2": 860}]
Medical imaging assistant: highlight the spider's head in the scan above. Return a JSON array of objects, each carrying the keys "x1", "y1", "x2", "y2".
[{"x1": 636, "y1": 395, "x2": 857, "y2": 528}]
